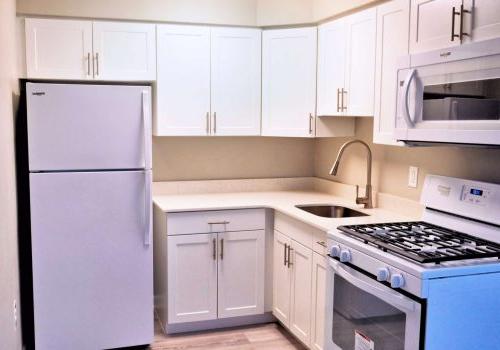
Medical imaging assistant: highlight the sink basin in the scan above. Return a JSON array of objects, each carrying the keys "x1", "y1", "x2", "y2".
[{"x1": 295, "y1": 205, "x2": 368, "y2": 218}]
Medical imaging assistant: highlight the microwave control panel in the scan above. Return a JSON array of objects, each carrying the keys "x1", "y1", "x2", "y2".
[{"x1": 461, "y1": 185, "x2": 492, "y2": 206}]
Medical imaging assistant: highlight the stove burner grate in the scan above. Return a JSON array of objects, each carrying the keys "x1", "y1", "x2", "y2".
[{"x1": 337, "y1": 221, "x2": 500, "y2": 264}]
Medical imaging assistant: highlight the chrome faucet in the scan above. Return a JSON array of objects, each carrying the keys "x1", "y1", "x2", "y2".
[{"x1": 329, "y1": 139, "x2": 373, "y2": 209}]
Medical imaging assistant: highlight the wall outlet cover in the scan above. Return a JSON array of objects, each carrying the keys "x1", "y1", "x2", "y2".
[{"x1": 408, "y1": 166, "x2": 418, "y2": 188}]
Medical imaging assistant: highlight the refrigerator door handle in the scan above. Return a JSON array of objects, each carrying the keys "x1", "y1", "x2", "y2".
[
  {"x1": 142, "y1": 90, "x2": 152, "y2": 169},
  {"x1": 144, "y1": 170, "x2": 152, "y2": 246}
]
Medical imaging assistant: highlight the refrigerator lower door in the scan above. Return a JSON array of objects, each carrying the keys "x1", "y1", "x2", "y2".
[
  {"x1": 29, "y1": 170, "x2": 153, "y2": 350},
  {"x1": 26, "y1": 83, "x2": 152, "y2": 171}
]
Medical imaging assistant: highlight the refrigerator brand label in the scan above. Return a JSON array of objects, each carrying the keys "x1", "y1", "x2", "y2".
[{"x1": 355, "y1": 330, "x2": 375, "y2": 350}]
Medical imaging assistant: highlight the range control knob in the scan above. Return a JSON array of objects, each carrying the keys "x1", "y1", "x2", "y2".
[
  {"x1": 376, "y1": 267, "x2": 390, "y2": 282},
  {"x1": 339, "y1": 249, "x2": 352, "y2": 263},
  {"x1": 390, "y1": 273, "x2": 405, "y2": 289},
  {"x1": 330, "y1": 245, "x2": 341, "y2": 257}
]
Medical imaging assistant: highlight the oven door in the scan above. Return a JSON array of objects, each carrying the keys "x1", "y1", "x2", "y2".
[
  {"x1": 394, "y1": 44, "x2": 500, "y2": 146},
  {"x1": 325, "y1": 258, "x2": 422, "y2": 350}
]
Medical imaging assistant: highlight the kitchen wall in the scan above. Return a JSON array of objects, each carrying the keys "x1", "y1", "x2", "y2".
[
  {"x1": 16, "y1": 0, "x2": 383, "y2": 26},
  {"x1": 315, "y1": 118, "x2": 500, "y2": 201},
  {"x1": 0, "y1": 0, "x2": 22, "y2": 349},
  {"x1": 153, "y1": 137, "x2": 315, "y2": 181}
]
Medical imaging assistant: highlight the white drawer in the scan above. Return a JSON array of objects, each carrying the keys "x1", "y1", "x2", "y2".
[{"x1": 166, "y1": 209, "x2": 265, "y2": 235}]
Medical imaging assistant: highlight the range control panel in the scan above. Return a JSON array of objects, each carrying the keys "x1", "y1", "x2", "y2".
[{"x1": 421, "y1": 175, "x2": 500, "y2": 226}]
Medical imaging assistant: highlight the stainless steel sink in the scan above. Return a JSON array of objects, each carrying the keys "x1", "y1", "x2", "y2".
[{"x1": 295, "y1": 205, "x2": 369, "y2": 218}]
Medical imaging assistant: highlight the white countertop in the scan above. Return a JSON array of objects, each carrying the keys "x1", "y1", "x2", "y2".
[{"x1": 153, "y1": 190, "x2": 415, "y2": 233}]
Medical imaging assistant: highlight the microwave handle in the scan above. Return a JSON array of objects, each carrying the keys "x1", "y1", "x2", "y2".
[
  {"x1": 402, "y1": 69, "x2": 417, "y2": 127},
  {"x1": 329, "y1": 258, "x2": 415, "y2": 312}
]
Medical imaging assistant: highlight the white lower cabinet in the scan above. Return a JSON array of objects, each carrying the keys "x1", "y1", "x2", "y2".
[
  {"x1": 310, "y1": 252, "x2": 327, "y2": 350},
  {"x1": 289, "y1": 240, "x2": 313, "y2": 345},
  {"x1": 218, "y1": 230, "x2": 265, "y2": 318},
  {"x1": 167, "y1": 233, "x2": 218, "y2": 324}
]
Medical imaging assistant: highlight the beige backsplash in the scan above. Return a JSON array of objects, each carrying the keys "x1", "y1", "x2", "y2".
[{"x1": 153, "y1": 119, "x2": 500, "y2": 203}]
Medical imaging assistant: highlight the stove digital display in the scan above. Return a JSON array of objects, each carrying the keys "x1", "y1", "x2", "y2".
[{"x1": 470, "y1": 188, "x2": 483, "y2": 196}]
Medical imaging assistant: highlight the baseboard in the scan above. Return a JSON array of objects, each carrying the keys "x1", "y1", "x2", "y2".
[{"x1": 162, "y1": 312, "x2": 276, "y2": 334}]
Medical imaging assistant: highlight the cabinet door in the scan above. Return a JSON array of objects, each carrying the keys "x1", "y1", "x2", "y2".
[
  {"x1": 289, "y1": 240, "x2": 313, "y2": 346},
  {"x1": 317, "y1": 19, "x2": 347, "y2": 116},
  {"x1": 374, "y1": 0, "x2": 410, "y2": 145},
  {"x1": 273, "y1": 231, "x2": 291, "y2": 326},
  {"x1": 92, "y1": 21, "x2": 156, "y2": 81},
  {"x1": 218, "y1": 230, "x2": 265, "y2": 318},
  {"x1": 262, "y1": 28, "x2": 317, "y2": 137},
  {"x1": 410, "y1": 0, "x2": 462, "y2": 53},
  {"x1": 155, "y1": 25, "x2": 211, "y2": 136},
  {"x1": 25, "y1": 18, "x2": 93, "y2": 80},
  {"x1": 310, "y1": 252, "x2": 327, "y2": 350},
  {"x1": 211, "y1": 28, "x2": 261, "y2": 136},
  {"x1": 463, "y1": 0, "x2": 500, "y2": 43},
  {"x1": 344, "y1": 8, "x2": 377, "y2": 116},
  {"x1": 167, "y1": 233, "x2": 217, "y2": 324}
]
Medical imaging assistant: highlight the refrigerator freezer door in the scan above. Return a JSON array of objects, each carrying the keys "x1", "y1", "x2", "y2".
[
  {"x1": 29, "y1": 171, "x2": 153, "y2": 350},
  {"x1": 26, "y1": 83, "x2": 152, "y2": 171}
]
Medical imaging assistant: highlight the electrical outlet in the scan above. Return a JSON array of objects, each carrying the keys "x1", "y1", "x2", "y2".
[
  {"x1": 13, "y1": 299, "x2": 18, "y2": 330},
  {"x1": 408, "y1": 166, "x2": 418, "y2": 188}
]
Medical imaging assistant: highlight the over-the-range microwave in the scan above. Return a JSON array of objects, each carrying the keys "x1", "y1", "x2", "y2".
[{"x1": 395, "y1": 37, "x2": 500, "y2": 147}]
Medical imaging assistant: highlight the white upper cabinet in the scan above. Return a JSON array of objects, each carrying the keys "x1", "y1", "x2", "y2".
[
  {"x1": 92, "y1": 21, "x2": 156, "y2": 81},
  {"x1": 155, "y1": 25, "x2": 261, "y2": 137},
  {"x1": 344, "y1": 8, "x2": 377, "y2": 117},
  {"x1": 317, "y1": 8, "x2": 376, "y2": 117},
  {"x1": 25, "y1": 18, "x2": 156, "y2": 81},
  {"x1": 262, "y1": 27, "x2": 317, "y2": 137},
  {"x1": 463, "y1": 0, "x2": 500, "y2": 43},
  {"x1": 25, "y1": 18, "x2": 93, "y2": 80},
  {"x1": 410, "y1": 0, "x2": 462, "y2": 53},
  {"x1": 317, "y1": 20, "x2": 347, "y2": 117},
  {"x1": 373, "y1": 0, "x2": 410, "y2": 145},
  {"x1": 155, "y1": 25, "x2": 211, "y2": 136},
  {"x1": 217, "y1": 230, "x2": 265, "y2": 319},
  {"x1": 211, "y1": 27, "x2": 261, "y2": 136},
  {"x1": 409, "y1": 0, "x2": 500, "y2": 53}
]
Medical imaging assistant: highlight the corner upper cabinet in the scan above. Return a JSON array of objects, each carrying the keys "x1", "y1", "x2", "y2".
[
  {"x1": 92, "y1": 21, "x2": 156, "y2": 81},
  {"x1": 155, "y1": 25, "x2": 211, "y2": 136},
  {"x1": 317, "y1": 8, "x2": 376, "y2": 117},
  {"x1": 373, "y1": 0, "x2": 410, "y2": 145},
  {"x1": 25, "y1": 18, "x2": 93, "y2": 80},
  {"x1": 155, "y1": 25, "x2": 261, "y2": 136},
  {"x1": 262, "y1": 27, "x2": 317, "y2": 137},
  {"x1": 25, "y1": 18, "x2": 156, "y2": 81}
]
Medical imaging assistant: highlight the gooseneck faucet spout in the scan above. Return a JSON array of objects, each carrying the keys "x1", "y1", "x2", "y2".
[{"x1": 329, "y1": 139, "x2": 373, "y2": 209}]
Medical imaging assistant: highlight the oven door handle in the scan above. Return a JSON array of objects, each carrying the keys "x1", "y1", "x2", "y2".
[
  {"x1": 402, "y1": 69, "x2": 416, "y2": 128},
  {"x1": 329, "y1": 259, "x2": 415, "y2": 312}
]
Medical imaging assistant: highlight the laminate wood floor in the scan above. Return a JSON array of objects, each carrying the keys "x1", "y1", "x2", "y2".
[{"x1": 149, "y1": 320, "x2": 307, "y2": 350}]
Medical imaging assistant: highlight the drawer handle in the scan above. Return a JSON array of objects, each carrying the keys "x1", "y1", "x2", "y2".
[
  {"x1": 208, "y1": 221, "x2": 230, "y2": 225},
  {"x1": 317, "y1": 241, "x2": 327, "y2": 248}
]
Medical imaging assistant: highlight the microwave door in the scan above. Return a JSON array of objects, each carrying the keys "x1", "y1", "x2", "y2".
[{"x1": 325, "y1": 259, "x2": 422, "y2": 350}]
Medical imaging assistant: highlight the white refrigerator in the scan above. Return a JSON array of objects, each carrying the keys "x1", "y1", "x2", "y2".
[{"x1": 26, "y1": 83, "x2": 153, "y2": 349}]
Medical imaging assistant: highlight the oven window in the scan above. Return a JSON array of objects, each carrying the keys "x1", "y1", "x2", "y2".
[
  {"x1": 332, "y1": 274, "x2": 406, "y2": 350},
  {"x1": 422, "y1": 78, "x2": 500, "y2": 121}
]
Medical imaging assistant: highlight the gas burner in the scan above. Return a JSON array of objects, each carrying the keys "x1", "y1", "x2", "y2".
[{"x1": 337, "y1": 221, "x2": 500, "y2": 264}]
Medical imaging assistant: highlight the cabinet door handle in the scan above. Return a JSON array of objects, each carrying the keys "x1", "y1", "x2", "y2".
[
  {"x1": 309, "y1": 113, "x2": 314, "y2": 134},
  {"x1": 459, "y1": 4, "x2": 470, "y2": 41},
  {"x1": 317, "y1": 241, "x2": 327, "y2": 248},
  {"x1": 220, "y1": 238, "x2": 224, "y2": 260},
  {"x1": 206, "y1": 112, "x2": 210, "y2": 134},
  {"x1": 451, "y1": 6, "x2": 460, "y2": 41},
  {"x1": 341, "y1": 88, "x2": 347, "y2": 111},
  {"x1": 212, "y1": 238, "x2": 216, "y2": 260},
  {"x1": 87, "y1": 52, "x2": 91, "y2": 76},
  {"x1": 287, "y1": 246, "x2": 293, "y2": 268},
  {"x1": 284, "y1": 243, "x2": 288, "y2": 266},
  {"x1": 336, "y1": 88, "x2": 341, "y2": 112},
  {"x1": 213, "y1": 112, "x2": 217, "y2": 134},
  {"x1": 95, "y1": 52, "x2": 100, "y2": 76}
]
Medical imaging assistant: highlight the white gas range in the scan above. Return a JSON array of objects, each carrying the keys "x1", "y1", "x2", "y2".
[{"x1": 325, "y1": 175, "x2": 500, "y2": 350}]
